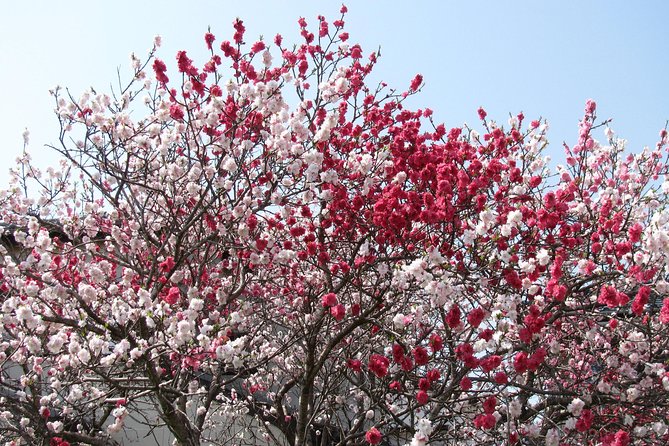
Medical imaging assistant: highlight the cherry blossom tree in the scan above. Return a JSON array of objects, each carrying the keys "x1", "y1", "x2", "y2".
[{"x1": 1, "y1": 7, "x2": 669, "y2": 446}]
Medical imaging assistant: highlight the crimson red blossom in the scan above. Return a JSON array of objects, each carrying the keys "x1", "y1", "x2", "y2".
[
  {"x1": 152, "y1": 58, "x2": 169, "y2": 83},
  {"x1": 368, "y1": 354, "x2": 390, "y2": 378},
  {"x1": 466, "y1": 306, "x2": 485, "y2": 327}
]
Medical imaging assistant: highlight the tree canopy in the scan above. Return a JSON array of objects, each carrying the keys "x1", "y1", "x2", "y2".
[{"x1": 1, "y1": 7, "x2": 669, "y2": 446}]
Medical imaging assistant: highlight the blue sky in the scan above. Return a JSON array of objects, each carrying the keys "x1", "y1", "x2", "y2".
[{"x1": 1, "y1": 1, "x2": 667, "y2": 187}]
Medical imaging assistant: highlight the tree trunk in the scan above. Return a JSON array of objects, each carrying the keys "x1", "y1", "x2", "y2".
[{"x1": 294, "y1": 342, "x2": 316, "y2": 446}]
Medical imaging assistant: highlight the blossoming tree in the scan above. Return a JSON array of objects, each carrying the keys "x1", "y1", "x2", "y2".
[{"x1": 1, "y1": 7, "x2": 669, "y2": 446}]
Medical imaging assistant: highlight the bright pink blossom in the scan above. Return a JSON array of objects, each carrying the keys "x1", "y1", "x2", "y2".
[
  {"x1": 169, "y1": 104, "x2": 184, "y2": 121},
  {"x1": 163, "y1": 287, "x2": 180, "y2": 305},
  {"x1": 204, "y1": 32, "x2": 215, "y2": 50},
  {"x1": 365, "y1": 427, "x2": 382, "y2": 445},
  {"x1": 410, "y1": 74, "x2": 423, "y2": 91},
  {"x1": 251, "y1": 41, "x2": 266, "y2": 53},
  {"x1": 330, "y1": 304, "x2": 345, "y2": 321},
  {"x1": 321, "y1": 292, "x2": 337, "y2": 307},
  {"x1": 661, "y1": 298, "x2": 669, "y2": 323}
]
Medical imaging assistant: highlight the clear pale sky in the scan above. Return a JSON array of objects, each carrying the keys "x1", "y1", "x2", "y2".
[{"x1": 1, "y1": 1, "x2": 667, "y2": 187}]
